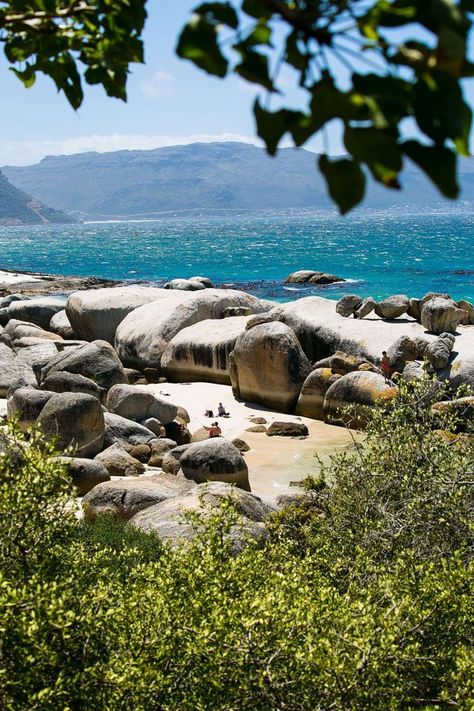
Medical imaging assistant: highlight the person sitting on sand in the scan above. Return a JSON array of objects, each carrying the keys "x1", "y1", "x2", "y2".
[
  {"x1": 217, "y1": 402, "x2": 229, "y2": 417},
  {"x1": 381, "y1": 351, "x2": 391, "y2": 383},
  {"x1": 204, "y1": 409, "x2": 214, "y2": 418},
  {"x1": 204, "y1": 421, "x2": 222, "y2": 438}
]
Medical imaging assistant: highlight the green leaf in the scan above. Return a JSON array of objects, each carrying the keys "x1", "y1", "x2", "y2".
[
  {"x1": 242, "y1": 0, "x2": 273, "y2": 19},
  {"x1": 318, "y1": 155, "x2": 366, "y2": 214},
  {"x1": 403, "y1": 140, "x2": 459, "y2": 198},
  {"x1": 286, "y1": 31, "x2": 309, "y2": 72},
  {"x1": 310, "y1": 75, "x2": 369, "y2": 130},
  {"x1": 344, "y1": 127, "x2": 402, "y2": 187},
  {"x1": 413, "y1": 72, "x2": 470, "y2": 147},
  {"x1": 235, "y1": 49, "x2": 274, "y2": 91},
  {"x1": 193, "y1": 2, "x2": 238, "y2": 29},
  {"x1": 177, "y1": 17, "x2": 228, "y2": 77},
  {"x1": 352, "y1": 73, "x2": 411, "y2": 124},
  {"x1": 254, "y1": 100, "x2": 315, "y2": 154}
]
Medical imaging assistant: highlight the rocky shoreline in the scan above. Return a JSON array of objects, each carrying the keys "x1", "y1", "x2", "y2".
[{"x1": 1, "y1": 270, "x2": 473, "y2": 546}]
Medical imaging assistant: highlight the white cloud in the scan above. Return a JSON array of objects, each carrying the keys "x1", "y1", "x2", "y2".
[
  {"x1": 140, "y1": 70, "x2": 176, "y2": 98},
  {"x1": 0, "y1": 133, "x2": 262, "y2": 166}
]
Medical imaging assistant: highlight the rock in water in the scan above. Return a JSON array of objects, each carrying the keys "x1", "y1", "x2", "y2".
[
  {"x1": 82, "y1": 474, "x2": 196, "y2": 520},
  {"x1": 421, "y1": 298, "x2": 467, "y2": 334},
  {"x1": 37, "y1": 392, "x2": 105, "y2": 457},
  {"x1": 229, "y1": 321, "x2": 311, "y2": 413},
  {"x1": 323, "y1": 371, "x2": 398, "y2": 426},
  {"x1": 374, "y1": 295, "x2": 410, "y2": 320},
  {"x1": 66, "y1": 286, "x2": 167, "y2": 343},
  {"x1": 106, "y1": 384, "x2": 177, "y2": 425},
  {"x1": 296, "y1": 368, "x2": 341, "y2": 420},
  {"x1": 336, "y1": 295, "x2": 362, "y2": 318},
  {"x1": 179, "y1": 438, "x2": 250, "y2": 491},
  {"x1": 284, "y1": 270, "x2": 345, "y2": 284},
  {"x1": 39, "y1": 340, "x2": 127, "y2": 391},
  {"x1": 164, "y1": 278, "x2": 206, "y2": 291}
]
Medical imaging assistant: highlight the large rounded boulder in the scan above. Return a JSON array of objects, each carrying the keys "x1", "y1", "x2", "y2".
[
  {"x1": 37, "y1": 392, "x2": 105, "y2": 457},
  {"x1": 49, "y1": 310, "x2": 75, "y2": 339},
  {"x1": 0, "y1": 342, "x2": 21, "y2": 396},
  {"x1": 7, "y1": 387, "x2": 55, "y2": 431},
  {"x1": 103, "y1": 412, "x2": 157, "y2": 448},
  {"x1": 115, "y1": 288, "x2": 270, "y2": 370},
  {"x1": 7, "y1": 297, "x2": 66, "y2": 330},
  {"x1": 229, "y1": 322, "x2": 311, "y2": 413},
  {"x1": 56, "y1": 456, "x2": 110, "y2": 496},
  {"x1": 296, "y1": 368, "x2": 341, "y2": 420},
  {"x1": 82, "y1": 474, "x2": 196, "y2": 521},
  {"x1": 130, "y1": 481, "x2": 273, "y2": 551},
  {"x1": 66, "y1": 286, "x2": 167, "y2": 343},
  {"x1": 95, "y1": 444, "x2": 145, "y2": 477},
  {"x1": 421, "y1": 298, "x2": 467, "y2": 334},
  {"x1": 106, "y1": 384, "x2": 177, "y2": 425},
  {"x1": 375, "y1": 294, "x2": 410, "y2": 320},
  {"x1": 39, "y1": 340, "x2": 127, "y2": 391},
  {"x1": 179, "y1": 438, "x2": 250, "y2": 491},
  {"x1": 323, "y1": 371, "x2": 398, "y2": 425},
  {"x1": 161, "y1": 316, "x2": 250, "y2": 384}
]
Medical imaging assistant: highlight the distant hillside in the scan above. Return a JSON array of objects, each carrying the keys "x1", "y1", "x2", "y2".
[
  {"x1": 3, "y1": 141, "x2": 474, "y2": 220},
  {"x1": 0, "y1": 170, "x2": 74, "y2": 225}
]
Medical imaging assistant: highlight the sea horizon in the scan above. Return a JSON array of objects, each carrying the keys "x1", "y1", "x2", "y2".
[{"x1": 1, "y1": 209, "x2": 473, "y2": 302}]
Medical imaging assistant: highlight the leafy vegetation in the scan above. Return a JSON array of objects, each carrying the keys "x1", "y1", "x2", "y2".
[
  {"x1": 177, "y1": 0, "x2": 474, "y2": 212},
  {"x1": 1, "y1": 382, "x2": 474, "y2": 708},
  {"x1": 0, "y1": 0, "x2": 147, "y2": 108}
]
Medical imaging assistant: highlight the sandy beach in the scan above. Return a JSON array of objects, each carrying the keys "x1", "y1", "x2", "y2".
[{"x1": 148, "y1": 381, "x2": 356, "y2": 501}]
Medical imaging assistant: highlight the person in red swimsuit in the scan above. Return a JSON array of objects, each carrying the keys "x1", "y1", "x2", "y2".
[{"x1": 381, "y1": 351, "x2": 391, "y2": 383}]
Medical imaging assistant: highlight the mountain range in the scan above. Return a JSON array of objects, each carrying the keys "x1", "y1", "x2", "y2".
[{"x1": 3, "y1": 141, "x2": 474, "y2": 221}]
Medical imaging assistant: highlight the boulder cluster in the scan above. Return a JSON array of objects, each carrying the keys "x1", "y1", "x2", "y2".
[
  {"x1": 1, "y1": 282, "x2": 473, "y2": 544},
  {"x1": 336, "y1": 292, "x2": 473, "y2": 334}
]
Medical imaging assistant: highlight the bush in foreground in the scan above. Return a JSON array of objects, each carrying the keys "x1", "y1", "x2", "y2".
[{"x1": 0, "y1": 383, "x2": 473, "y2": 709}]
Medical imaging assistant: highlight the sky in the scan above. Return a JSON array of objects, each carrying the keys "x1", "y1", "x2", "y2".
[
  {"x1": 0, "y1": 1, "x2": 272, "y2": 166},
  {"x1": 1, "y1": 1, "x2": 473, "y2": 167}
]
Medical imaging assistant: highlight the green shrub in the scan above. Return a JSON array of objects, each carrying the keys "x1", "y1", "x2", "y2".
[{"x1": 0, "y1": 383, "x2": 473, "y2": 709}]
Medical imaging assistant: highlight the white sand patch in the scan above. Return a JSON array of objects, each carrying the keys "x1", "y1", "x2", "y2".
[
  {"x1": 148, "y1": 382, "x2": 356, "y2": 501},
  {"x1": 0, "y1": 270, "x2": 43, "y2": 285}
]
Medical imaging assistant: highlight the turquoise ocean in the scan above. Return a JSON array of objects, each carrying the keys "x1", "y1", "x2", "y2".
[{"x1": 0, "y1": 211, "x2": 473, "y2": 302}]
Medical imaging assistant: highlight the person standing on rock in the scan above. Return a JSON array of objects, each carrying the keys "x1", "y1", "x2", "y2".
[{"x1": 381, "y1": 351, "x2": 391, "y2": 383}]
